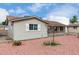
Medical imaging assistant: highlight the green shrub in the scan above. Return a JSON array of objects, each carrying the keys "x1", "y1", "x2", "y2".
[
  {"x1": 43, "y1": 41, "x2": 61, "y2": 46},
  {"x1": 13, "y1": 40, "x2": 22, "y2": 46}
]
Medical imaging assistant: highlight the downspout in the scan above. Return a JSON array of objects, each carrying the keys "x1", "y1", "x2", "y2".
[{"x1": 12, "y1": 21, "x2": 14, "y2": 40}]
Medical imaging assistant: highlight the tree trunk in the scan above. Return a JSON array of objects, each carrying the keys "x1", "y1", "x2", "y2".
[{"x1": 53, "y1": 30, "x2": 54, "y2": 42}]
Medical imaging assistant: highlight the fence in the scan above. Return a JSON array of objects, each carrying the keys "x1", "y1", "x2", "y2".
[{"x1": 0, "y1": 25, "x2": 7, "y2": 36}]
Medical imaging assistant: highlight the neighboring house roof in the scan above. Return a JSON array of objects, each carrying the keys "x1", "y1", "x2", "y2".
[
  {"x1": 6, "y1": 16, "x2": 65, "y2": 26},
  {"x1": 43, "y1": 20, "x2": 65, "y2": 26},
  {"x1": 6, "y1": 16, "x2": 19, "y2": 21},
  {"x1": 68, "y1": 24, "x2": 79, "y2": 27}
]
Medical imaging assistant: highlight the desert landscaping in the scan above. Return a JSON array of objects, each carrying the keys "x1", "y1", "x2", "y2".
[
  {"x1": 0, "y1": 3, "x2": 79, "y2": 55},
  {"x1": 0, "y1": 35, "x2": 79, "y2": 55}
]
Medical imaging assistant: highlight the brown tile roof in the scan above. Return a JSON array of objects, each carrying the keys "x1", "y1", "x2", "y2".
[
  {"x1": 6, "y1": 16, "x2": 65, "y2": 26},
  {"x1": 6, "y1": 16, "x2": 42, "y2": 21},
  {"x1": 6, "y1": 16, "x2": 48, "y2": 24},
  {"x1": 43, "y1": 20, "x2": 65, "y2": 26}
]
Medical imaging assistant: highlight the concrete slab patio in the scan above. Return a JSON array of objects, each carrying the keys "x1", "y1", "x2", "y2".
[{"x1": 0, "y1": 35, "x2": 79, "y2": 55}]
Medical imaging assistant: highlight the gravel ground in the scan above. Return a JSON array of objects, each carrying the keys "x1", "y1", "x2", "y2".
[{"x1": 0, "y1": 35, "x2": 79, "y2": 55}]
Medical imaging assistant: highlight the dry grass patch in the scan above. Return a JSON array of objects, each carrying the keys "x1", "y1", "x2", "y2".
[
  {"x1": 13, "y1": 40, "x2": 22, "y2": 46},
  {"x1": 43, "y1": 41, "x2": 61, "y2": 46}
]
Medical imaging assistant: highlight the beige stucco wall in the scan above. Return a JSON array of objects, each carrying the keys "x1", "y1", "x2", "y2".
[
  {"x1": 13, "y1": 19, "x2": 48, "y2": 40},
  {"x1": 8, "y1": 21, "x2": 14, "y2": 38},
  {"x1": 68, "y1": 27, "x2": 79, "y2": 33}
]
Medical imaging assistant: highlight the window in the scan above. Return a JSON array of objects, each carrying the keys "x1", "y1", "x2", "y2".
[
  {"x1": 29, "y1": 24, "x2": 38, "y2": 30},
  {"x1": 54, "y1": 27, "x2": 57, "y2": 32},
  {"x1": 73, "y1": 26, "x2": 77, "y2": 29},
  {"x1": 29, "y1": 24, "x2": 33, "y2": 30},
  {"x1": 34, "y1": 24, "x2": 38, "y2": 30}
]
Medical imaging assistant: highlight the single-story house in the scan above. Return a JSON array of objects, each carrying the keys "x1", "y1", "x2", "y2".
[
  {"x1": 43, "y1": 20, "x2": 66, "y2": 36},
  {"x1": 43, "y1": 20, "x2": 65, "y2": 33},
  {"x1": 6, "y1": 16, "x2": 66, "y2": 40},
  {"x1": 7, "y1": 16, "x2": 48, "y2": 40},
  {"x1": 67, "y1": 23, "x2": 79, "y2": 35}
]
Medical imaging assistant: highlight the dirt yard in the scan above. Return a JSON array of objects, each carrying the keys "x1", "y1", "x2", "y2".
[{"x1": 0, "y1": 35, "x2": 79, "y2": 55}]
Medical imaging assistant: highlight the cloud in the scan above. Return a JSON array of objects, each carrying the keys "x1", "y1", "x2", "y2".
[
  {"x1": 15, "y1": 7, "x2": 26, "y2": 14},
  {"x1": 8, "y1": 7, "x2": 27, "y2": 15},
  {"x1": 44, "y1": 4, "x2": 79, "y2": 25},
  {"x1": 17, "y1": 13, "x2": 29, "y2": 17},
  {"x1": 0, "y1": 8, "x2": 9, "y2": 22},
  {"x1": 48, "y1": 4, "x2": 79, "y2": 18},
  {"x1": 9, "y1": 9, "x2": 15, "y2": 13},
  {"x1": 28, "y1": 3, "x2": 52, "y2": 13},
  {"x1": 4, "y1": 3, "x2": 12, "y2": 6},
  {"x1": 43, "y1": 16, "x2": 69, "y2": 25}
]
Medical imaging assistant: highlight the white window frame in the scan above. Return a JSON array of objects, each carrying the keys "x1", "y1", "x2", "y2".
[
  {"x1": 26, "y1": 23, "x2": 41, "y2": 31},
  {"x1": 29, "y1": 24, "x2": 38, "y2": 30}
]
